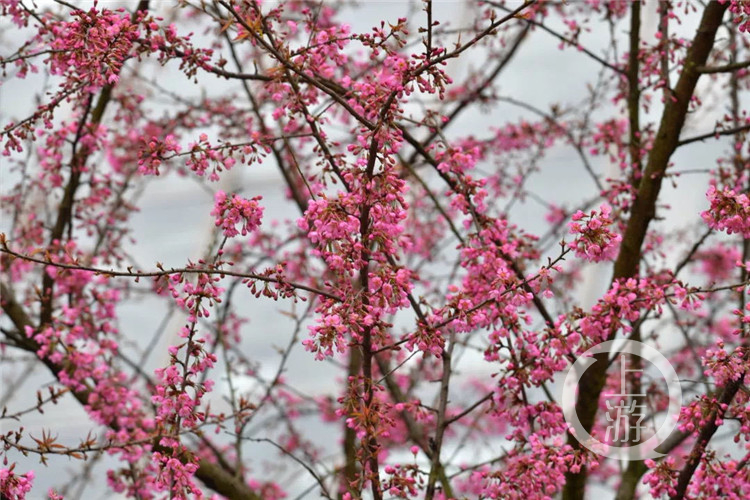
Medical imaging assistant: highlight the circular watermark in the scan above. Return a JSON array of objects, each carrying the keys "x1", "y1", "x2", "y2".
[{"x1": 561, "y1": 340, "x2": 682, "y2": 461}]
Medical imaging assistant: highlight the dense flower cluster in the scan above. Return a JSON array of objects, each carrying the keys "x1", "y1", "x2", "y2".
[
  {"x1": 137, "y1": 134, "x2": 181, "y2": 175},
  {"x1": 47, "y1": 7, "x2": 139, "y2": 89},
  {"x1": 568, "y1": 204, "x2": 622, "y2": 262},
  {"x1": 211, "y1": 191, "x2": 264, "y2": 238},
  {"x1": 702, "y1": 343, "x2": 748, "y2": 387},
  {"x1": 695, "y1": 243, "x2": 743, "y2": 282},
  {"x1": 454, "y1": 437, "x2": 592, "y2": 499},
  {"x1": 701, "y1": 185, "x2": 750, "y2": 238},
  {"x1": 0, "y1": 469, "x2": 34, "y2": 499},
  {"x1": 723, "y1": 0, "x2": 750, "y2": 32}
]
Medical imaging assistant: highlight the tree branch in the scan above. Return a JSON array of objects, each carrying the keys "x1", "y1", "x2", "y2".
[
  {"x1": 0, "y1": 244, "x2": 343, "y2": 302},
  {"x1": 677, "y1": 123, "x2": 750, "y2": 146},
  {"x1": 697, "y1": 59, "x2": 750, "y2": 73}
]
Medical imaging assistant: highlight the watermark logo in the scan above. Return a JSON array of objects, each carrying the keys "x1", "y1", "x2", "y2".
[{"x1": 561, "y1": 340, "x2": 682, "y2": 461}]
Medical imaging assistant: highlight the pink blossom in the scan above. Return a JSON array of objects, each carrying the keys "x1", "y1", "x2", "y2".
[
  {"x1": 568, "y1": 204, "x2": 622, "y2": 262},
  {"x1": 701, "y1": 185, "x2": 750, "y2": 238},
  {"x1": 211, "y1": 191, "x2": 264, "y2": 238},
  {"x1": 0, "y1": 468, "x2": 34, "y2": 499}
]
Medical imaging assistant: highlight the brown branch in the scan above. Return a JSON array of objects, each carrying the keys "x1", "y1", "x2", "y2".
[
  {"x1": 0, "y1": 244, "x2": 342, "y2": 302},
  {"x1": 356, "y1": 122, "x2": 385, "y2": 500},
  {"x1": 614, "y1": 6, "x2": 646, "y2": 498},
  {"x1": 677, "y1": 123, "x2": 750, "y2": 146},
  {"x1": 697, "y1": 59, "x2": 750, "y2": 73},
  {"x1": 425, "y1": 340, "x2": 453, "y2": 500},
  {"x1": 411, "y1": 0, "x2": 536, "y2": 78},
  {"x1": 627, "y1": 0, "x2": 643, "y2": 178},
  {"x1": 670, "y1": 39, "x2": 750, "y2": 496}
]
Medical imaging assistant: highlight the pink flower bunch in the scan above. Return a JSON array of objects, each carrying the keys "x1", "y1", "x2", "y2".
[
  {"x1": 302, "y1": 301, "x2": 350, "y2": 360},
  {"x1": 0, "y1": 468, "x2": 34, "y2": 500},
  {"x1": 297, "y1": 196, "x2": 362, "y2": 273},
  {"x1": 678, "y1": 395, "x2": 729, "y2": 434},
  {"x1": 723, "y1": 0, "x2": 750, "y2": 32},
  {"x1": 643, "y1": 456, "x2": 679, "y2": 498},
  {"x1": 588, "y1": 119, "x2": 628, "y2": 166},
  {"x1": 148, "y1": 21, "x2": 217, "y2": 81},
  {"x1": 688, "y1": 458, "x2": 750, "y2": 499},
  {"x1": 695, "y1": 243, "x2": 743, "y2": 282},
  {"x1": 545, "y1": 204, "x2": 567, "y2": 225},
  {"x1": 505, "y1": 402, "x2": 568, "y2": 441},
  {"x1": 404, "y1": 325, "x2": 445, "y2": 358},
  {"x1": 152, "y1": 360, "x2": 215, "y2": 430},
  {"x1": 47, "y1": 8, "x2": 139, "y2": 89},
  {"x1": 600, "y1": 0, "x2": 629, "y2": 18},
  {"x1": 367, "y1": 267, "x2": 414, "y2": 314},
  {"x1": 246, "y1": 479, "x2": 287, "y2": 500},
  {"x1": 490, "y1": 121, "x2": 556, "y2": 153},
  {"x1": 702, "y1": 343, "x2": 748, "y2": 387},
  {"x1": 568, "y1": 204, "x2": 622, "y2": 262},
  {"x1": 435, "y1": 144, "x2": 481, "y2": 176},
  {"x1": 453, "y1": 437, "x2": 585, "y2": 499},
  {"x1": 701, "y1": 185, "x2": 750, "y2": 238},
  {"x1": 575, "y1": 275, "x2": 670, "y2": 343},
  {"x1": 0, "y1": 0, "x2": 28, "y2": 28},
  {"x1": 163, "y1": 267, "x2": 226, "y2": 321},
  {"x1": 185, "y1": 134, "x2": 238, "y2": 182},
  {"x1": 292, "y1": 23, "x2": 351, "y2": 80},
  {"x1": 382, "y1": 463, "x2": 421, "y2": 497},
  {"x1": 151, "y1": 441, "x2": 202, "y2": 498},
  {"x1": 211, "y1": 191, "x2": 264, "y2": 238},
  {"x1": 137, "y1": 134, "x2": 181, "y2": 175}
]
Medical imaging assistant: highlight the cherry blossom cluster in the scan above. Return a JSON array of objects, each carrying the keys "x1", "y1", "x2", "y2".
[
  {"x1": 588, "y1": 119, "x2": 629, "y2": 169},
  {"x1": 381, "y1": 463, "x2": 421, "y2": 497},
  {"x1": 46, "y1": 7, "x2": 140, "y2": 89},
  {"x1": 678, "y1": 395, "x2": 730, "y2": 435},
  {"x1": 453, "y1": 436, "x2": 593, "y2": 499},
  {"x1": 688, "y1": 458, "x2": 750, "y2": 499},
  {"x1": 0, "y1": 0, "x2": 28, "y2": 27},
  {"x1": 184, "y1": 135, "x2": 240, "y2": 182},
  {"x1": 297, "y1": 196, "x2": 363, "y2": 273},
  {"x1": 695, "y1": 243, "x2": 743, "y2": 282},
  {"x1": 701, "y1": 184, "x2": 750, "y2": 238},
  {"x1": 0, "y1": 468, "x2": 34, "y2": 499},
  {"x1": 643, "y1": 456, "x2": 679, "y2": 498},
  {"x1": 137, "y1": 134, "x2": 181, "y2": 176},
  {"x1": 573, "y1": 274, "x2": 671, "y2": 344},
  {"x1": 702, "y1": 343, "x2": 748, "y2": 387},
  {"x1": 301, "y1": 298, "x2": 350, "y2": 360},
  {"x1": 150, "y1": 439, "x2": 203, "y2": 498},
  {"x1": 723, "y1": 0, "x2": 750, "y2": 32},
  {"x1": 568, "y1": 204, "x2": 622, "y2": 262},
  {"x1": 211, "y1": 191, "x2": 264, "y2": 238}
]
